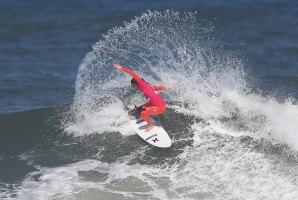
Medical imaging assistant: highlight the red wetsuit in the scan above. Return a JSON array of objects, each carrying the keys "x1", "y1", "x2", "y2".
[{"x1": 119, "y1": 66, "x2": 166, "y2": 125}]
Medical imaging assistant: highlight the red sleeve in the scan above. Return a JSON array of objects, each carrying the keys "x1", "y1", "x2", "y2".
[
  {"x1": 120, "y1": 66, "x2": 141, "y2": 81},
  {"x1": 153, "y1": 86, "x2": 166, "y2": 90}
]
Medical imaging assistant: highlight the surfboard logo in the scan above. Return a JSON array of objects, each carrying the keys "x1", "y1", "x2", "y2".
[{"x1": 152, "y1": 138, "x2": 159, "y2": 143}]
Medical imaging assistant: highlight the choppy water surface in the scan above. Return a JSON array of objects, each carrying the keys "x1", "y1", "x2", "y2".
[{"x1": 1, "y1": 1, "x2": 298, "y2": 200}]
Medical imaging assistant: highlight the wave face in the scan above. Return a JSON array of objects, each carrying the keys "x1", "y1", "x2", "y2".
[{"x1": 3, "y1": 11, "x2": 298, "y2": 200}]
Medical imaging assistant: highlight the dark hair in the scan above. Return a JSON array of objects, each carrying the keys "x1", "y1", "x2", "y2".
[{"x1": 131, "y1": 78, "x2": 138, "y2": 85}]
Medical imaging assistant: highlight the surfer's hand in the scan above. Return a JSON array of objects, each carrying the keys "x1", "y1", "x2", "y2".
[{"x1": 113, "y1": 63, "x2": 123, "y2": 70}]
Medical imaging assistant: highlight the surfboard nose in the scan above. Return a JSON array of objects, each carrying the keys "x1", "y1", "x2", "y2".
[
  {"x1": 164, "y1": 141, "x2": 171, "y2": 148},
  {"x1": 162, "y1": 135, "x2": 172, "y2": 148},
  {"x1": 156, "y1": 131, "x2": 171, "y2": 148},
  {"x1": 163, "y1": 143, "x2": 171, "y2": 148},
  {"x1": 159, "y1": 140, "x2": 171, "y2": 148}
]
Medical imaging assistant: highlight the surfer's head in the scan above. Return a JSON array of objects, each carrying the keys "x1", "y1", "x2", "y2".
[{"x1": 131, "y1": 78, "x2": 139, "y2": 90}]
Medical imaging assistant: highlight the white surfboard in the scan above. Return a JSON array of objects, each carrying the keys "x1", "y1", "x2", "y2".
[
  {"x1": 129, "y1": 115, "x2": 171, "y2": 148},
  {"x1": 124, "y1": 93, "x2": 171, "y2": 148}
]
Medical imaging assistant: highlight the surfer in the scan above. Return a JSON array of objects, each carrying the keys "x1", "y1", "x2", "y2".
[{"x1": 113, "y1": 64, "x2": 167, "y2": 132}]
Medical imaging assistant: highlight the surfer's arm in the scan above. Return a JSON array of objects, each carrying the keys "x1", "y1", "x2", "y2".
[
  {"x1": 113, "y1": 64, "x2": 141, "y2": 81},
  {"x1": 153, "y1": 86, "x2": 166, "y2": 90}
]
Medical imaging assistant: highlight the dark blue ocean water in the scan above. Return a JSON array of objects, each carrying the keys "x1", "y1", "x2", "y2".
[
  {"x1": 1, "y1": 0, "x2": 298, "y2": 113},
  {"x1": 1, "y1": 1, "x2": 298, "y2": 199}
]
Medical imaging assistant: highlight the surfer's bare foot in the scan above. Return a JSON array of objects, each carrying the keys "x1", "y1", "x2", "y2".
[{"x1": 145, "y1": 124, "x2": 154, "y2": 132}]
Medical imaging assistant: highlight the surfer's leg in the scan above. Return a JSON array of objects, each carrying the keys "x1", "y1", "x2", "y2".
[{"x1": 141, "y1": 105, "x2": 166, "y2": 132}]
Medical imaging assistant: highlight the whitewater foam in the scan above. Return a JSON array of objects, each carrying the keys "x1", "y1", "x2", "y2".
[
  {"x1": 65, "y1": 99, "x2": 133, "y2": 136},
  {"x1": 13, "y1": 139, "x2": 298, "y2": 200},
  {"x1": 188, "y1": 90, "x2": 298, "y2": 151}
]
